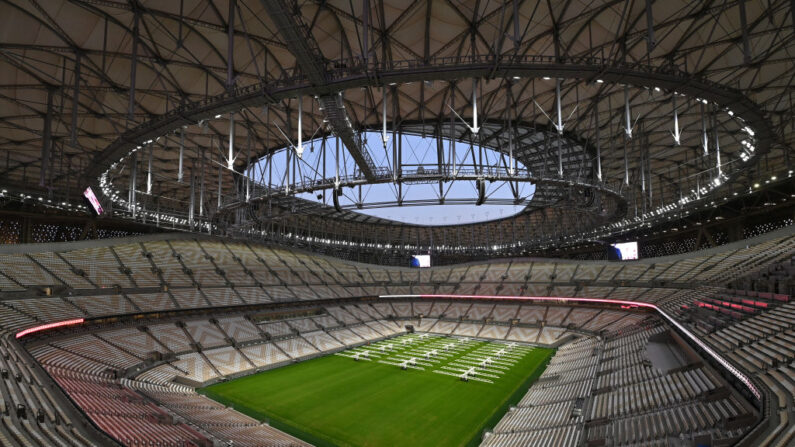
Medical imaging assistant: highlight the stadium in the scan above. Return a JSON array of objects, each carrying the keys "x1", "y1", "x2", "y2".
[{"x1": 0, "y1": 1, "x2": 793, "y2": 446}]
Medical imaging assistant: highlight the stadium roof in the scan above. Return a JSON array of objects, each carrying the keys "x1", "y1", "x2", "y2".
[{"x1": 0, "y1": 0, "x2": 792, "y2": 252}]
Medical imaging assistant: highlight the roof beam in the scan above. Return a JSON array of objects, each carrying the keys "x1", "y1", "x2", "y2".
[{"x1": 258, "y1": 0, "x2": 377, "y2": 181}]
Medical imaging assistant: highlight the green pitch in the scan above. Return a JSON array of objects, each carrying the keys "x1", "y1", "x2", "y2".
[{"x1": 200, "y1": 333, "x2": 554, "y2": 447}]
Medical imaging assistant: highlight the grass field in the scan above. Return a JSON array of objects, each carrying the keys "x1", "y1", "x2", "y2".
[{"x1": 200, "y1": 333, "x2": 554, "y2": 447}]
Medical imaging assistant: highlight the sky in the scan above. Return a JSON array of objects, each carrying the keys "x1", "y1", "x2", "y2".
[{"x1": 252, "y1": 132, "x2": 535, "y2": 225}]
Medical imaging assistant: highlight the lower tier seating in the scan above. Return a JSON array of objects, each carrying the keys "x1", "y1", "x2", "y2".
[
  {"x1": 484, "y1": 320, "x2": 759, "y2": 447},
  {"x1": 2, "y1": 299, "x2": 766, "y2": 447},
  {"x1": 696, "y1": 301, "x2": 795, "y2": 447}
]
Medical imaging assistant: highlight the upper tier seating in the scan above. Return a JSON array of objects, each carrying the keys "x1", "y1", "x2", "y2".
[{"x1": 0, "y1": 230, "x2": 792, "y2": 306}]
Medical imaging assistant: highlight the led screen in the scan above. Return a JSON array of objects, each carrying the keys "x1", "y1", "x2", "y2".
[
  {"x1": 83, "y1": 186, "x2": 104, "y2": 215},
  {"x1": 610, "y1": 242, "x2": 639, "y2": 260},
  {"x1": 410, "y1": 254, "x2": 431, "y2": 268}
]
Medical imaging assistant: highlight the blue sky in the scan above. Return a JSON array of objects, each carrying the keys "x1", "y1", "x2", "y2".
[{"x1": 252, "y1": 132, "x2": 535, "y2": 225}]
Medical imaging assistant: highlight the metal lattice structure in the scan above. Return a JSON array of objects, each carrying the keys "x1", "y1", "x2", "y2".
[{"x1": 0, "y1": 0, "x2": 793, "y2": 256}]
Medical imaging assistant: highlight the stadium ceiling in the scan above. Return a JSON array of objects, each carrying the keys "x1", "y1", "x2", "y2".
[{"x1": 0, "y1": 0, "x2": 792, "y2": 254}]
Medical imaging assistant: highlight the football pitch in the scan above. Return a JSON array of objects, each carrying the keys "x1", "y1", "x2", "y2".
[{"x1": 200, "y1": 333, "x2": 554, "y2": 447}]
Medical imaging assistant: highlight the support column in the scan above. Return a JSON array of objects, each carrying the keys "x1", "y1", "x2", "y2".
[
  {"x1": 189, "y1": 163, "x2": 195, "y2": 228},
  {"x1": 297, "y1": 96, "x2": 303, "y2": 157},
  {"x1": 555, "y1": 79, "x2": 563, "y2": 177},
  {"x1": 227, "y1": 0, "x2": 236, "y2": 89},
  {"x1": 701, "y1": 103, "x2": 709, "y2": 156},
  {"x1": 71, "y1": 52, "x2": 81, "y2": 147},
  {"x1": 129, "y1": 151, "x2": 137, "y2": 218},
  {"x1": 228, "y1": 112, "x2": 236, "y2": 169},
  {"x1": 645, "y1": 0, "x2": 655, "y2": 53},
  {"x1": 128, "y1": 12, "x2": 139, "y2": 121},
  {"x1": 595, "y1": 98, "x2": 601, "y2": 181},
  {"x1": 217, "y1": 162, "x2": 223, "y2": 210},
  {"x1": 178, "y1": 127, "x2": 185, "y2": 182},
  {"x1": 146, "y1": 142, "x2": 153, "y2": 194},
  {"x1": 739, "y1": 0, "x2": 751, "y2": 64},
  {"x1": 199, "y1": 147, "x2": 205, "y2": 216},
  {"x1": 713, "y1": 109, "x2": 722, "y2": 178},
  {"x1": 39, "y1": 88, "x2": 53, "y2": 187}
]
